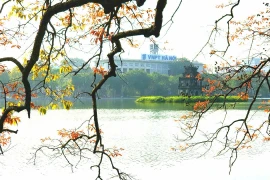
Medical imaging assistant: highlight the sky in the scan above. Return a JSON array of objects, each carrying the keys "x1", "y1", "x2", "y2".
[
  {"x1": 0, "y1": 0, "x2": 267, "y2": 67},
  {"x1": 136, "y1": 0, "x2": 267, "y2": 63}
]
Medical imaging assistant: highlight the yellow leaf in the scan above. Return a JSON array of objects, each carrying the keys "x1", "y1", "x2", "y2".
[
  {"x1": 59, "y1": 66, "x2": 72, "y2": 74},
  {"x1": 38, "y1": 106, "x2": 47, "y2": 115},
  {"x1": 45, "y1": 88, "x2": 51, "y2": 96},
  {"x1": 62, "y1": 100, "x2": 73, "y2": 110},
  {"x1": 51, "y1": 103, "x2": 59, "y2": 110}
]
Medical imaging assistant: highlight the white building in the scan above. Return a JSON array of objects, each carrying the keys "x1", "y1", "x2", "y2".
[
  {"x1": 96, "y1": 56, "x2": 174, "y2": 75},
  {"x1": 92, "y1": 43, "x2": 204, "y2": 75},
  {"x1": 93, "y1": 57, "x2": 205, "y2": 76},
  {"x1": 93, "y1": 43, "x2": 179, "y2": 75}
]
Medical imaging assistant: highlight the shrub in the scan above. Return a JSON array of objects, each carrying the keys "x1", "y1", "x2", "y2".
[{"x1": 136, "y1": 96, "x2": 248, "y2": 103}]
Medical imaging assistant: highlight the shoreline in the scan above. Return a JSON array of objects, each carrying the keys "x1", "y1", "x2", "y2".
[{"x1": 135, "y1": 95, "x2": 249, "y2": 103}]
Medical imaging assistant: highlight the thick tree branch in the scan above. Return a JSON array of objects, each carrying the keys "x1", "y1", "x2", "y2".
[
  {"x1": 91, "y1": 0, "x2": 167, "y2": 153},
  {"x1": 0, "y1": 57, "x2": 24, "y2": 73},
  {"x1": 0, "y1": 106, "x2": 25, "y2": 133},
  {"x1": 2, "y1": 129, "x2": 18, "y2": 134}
]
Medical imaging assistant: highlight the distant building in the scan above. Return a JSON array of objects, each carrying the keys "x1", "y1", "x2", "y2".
[
  {"x1": 150, "y1": 43, "x2": 159, "y2": 54},
  {"x1": 93, "y1": 43, "x2": 177, "y2": 75},
  {"x1": 178, "y1": 64, "x2": 203, "y2": 96},
  {"x1": 92, "y1": 43, "x2": 204, "y2": 76},
  {"x1": 118, "y1": 58, "x2": 172, "y2": 75}
]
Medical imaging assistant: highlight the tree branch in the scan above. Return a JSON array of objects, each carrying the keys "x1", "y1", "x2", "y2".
[
  {"x1": 0, "y1": 0, "x2": 11, "y2": 14},
  {"x1": 0, "y1": 57, "x2": 24, "y2": 73}
]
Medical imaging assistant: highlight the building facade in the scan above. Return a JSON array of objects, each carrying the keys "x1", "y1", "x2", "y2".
[
  {"x1": 92, "y1": 43, "x2": 203, "y2": 76},
  {"x1": 94, "y1": 53, "x2": 178, "y2": 75},
  {"x1": 105, "y1": 58, "x2": 171, "y2": 75}
]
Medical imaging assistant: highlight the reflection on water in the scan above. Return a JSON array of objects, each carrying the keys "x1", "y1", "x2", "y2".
[{"x1": 0, "y1": 99, "x2": 269, "y2": 179}]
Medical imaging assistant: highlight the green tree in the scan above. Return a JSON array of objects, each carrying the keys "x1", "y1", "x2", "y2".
[
  {"x1": 69, "y1": 58, "x2": 86, "y2": 69},
  {"x1": 0, "y1": 71, "x2": 9, "y2": 84},
  {"x1": 9, "y1": 67, "x2": 21, "y2": 81},
  {"x1": 123, "y1": 70, "x2": 152, "y2": 96},
  {"x1": 168, "y1": 75, "x2": 179, "y2": 95},
  {"x1": 72, "y1": 70, "x2": 95, "y2": 96},
  {"x1": 168, "y1": 58, "x2": 191, "y2": 76},
  {"x1": 103, "y1": 72, "x2": 180, "y2": 97},
  {"x1": 104, "y1": 76, "x2": 124, "y2": 97},
  {"x1": 148, "y1": 72, "x2": 170, "y2": 95}
]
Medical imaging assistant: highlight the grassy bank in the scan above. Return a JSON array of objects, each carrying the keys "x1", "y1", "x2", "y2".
[{"x1": 136, "y1": 96, "x2": 248, "y2": 103}]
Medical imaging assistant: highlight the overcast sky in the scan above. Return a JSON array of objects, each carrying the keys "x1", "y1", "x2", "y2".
[
  {"x1": 1, "y1": 0, "x2": 267, "y2": 66},
  {"x1": 134, "y1": 0, "x2": 267, "y2": 63}
]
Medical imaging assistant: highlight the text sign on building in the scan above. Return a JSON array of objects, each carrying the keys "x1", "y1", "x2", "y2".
[{"x1": 141, "y1": 54, "x2": 177, "y2": 61}]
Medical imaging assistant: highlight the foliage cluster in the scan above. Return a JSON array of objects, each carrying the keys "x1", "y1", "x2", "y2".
[{"x1": 0, "y1": 67, "x2": 179, "y2": 99}]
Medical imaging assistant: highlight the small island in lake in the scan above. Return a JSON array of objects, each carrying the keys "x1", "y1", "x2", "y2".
[{"x1": 135, "y1": 96, "x2": 248, "y2": 103}]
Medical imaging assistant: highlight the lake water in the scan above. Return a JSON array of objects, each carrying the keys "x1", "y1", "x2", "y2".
[{"x1": 0, "y1": 99, "x2": 270, "y2": 180}]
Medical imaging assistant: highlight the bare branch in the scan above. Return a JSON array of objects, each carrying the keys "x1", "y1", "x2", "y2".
[
  {"x1": 0, "y1": 0, "x2": 11, "y2": 14},
  {"x1": 215, "y1": 0, "x2": 240, "y2": 54}
]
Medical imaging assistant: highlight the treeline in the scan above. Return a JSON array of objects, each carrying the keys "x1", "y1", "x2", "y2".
[
  {"x1": 0, "y1": 68, "x2": 180, "y2": 98},
  {"x1": 71, "y1": 69, "x2": 179, "y2": 97},
  {"x1": 1, "y1": 57, "x2": 269, "y2": 98},
  {"x1": 0, "y1": 58, "x2": 192, "y2": 98},
  {"x1": 102, "y1": 70, "x2": 179, "y2": 97},
  {"x1": 87, "y1": 69, "x2": 269, "y2": 98}
]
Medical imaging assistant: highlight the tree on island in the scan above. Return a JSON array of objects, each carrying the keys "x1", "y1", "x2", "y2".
[
  {"x1": 168, "y1": 57, "x2": 191, "y2": 76},
  {"x1": 0, "y1": 0, "x2": 269, "y2": 179}
]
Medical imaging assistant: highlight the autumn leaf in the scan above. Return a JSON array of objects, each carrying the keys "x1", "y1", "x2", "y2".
[
  {"x1": 0, "y1": 132, "x2": 11, "y2": 146},
  {"x1": 237, "y1": 92, "x2": 249, "y2": 101},
  {"x1": 210, "y1": 50, "x2": 216, "y2": 55},
  {"x1": 38, "y1": 106, "x2": 47, "y2": 115},
  {"x1": 4, "y1": 116, "x2": 20, "y2": 126},
  {"x1": 193, "y1": 100, "x2": 209, "y2": 111},
  {"x1": 92, "y1": 66, "x2": 108, "y2": 77},
  {"x1": 62, "y1": 100, "x2": 73, "y2": 110}
]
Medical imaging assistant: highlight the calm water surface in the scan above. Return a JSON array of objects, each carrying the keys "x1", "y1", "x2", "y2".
[{"x1": 0, "y1": 99, "x2": 269, "y2": 180}]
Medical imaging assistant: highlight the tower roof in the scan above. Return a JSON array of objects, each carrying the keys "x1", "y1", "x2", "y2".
[{"x1": 183, "y1": 64, "x2": 199, "y2": 77}]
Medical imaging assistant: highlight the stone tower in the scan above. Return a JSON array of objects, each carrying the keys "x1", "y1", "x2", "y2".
[{"x1": 178, "y1": 64, "x2": 203, "y2": 96}]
